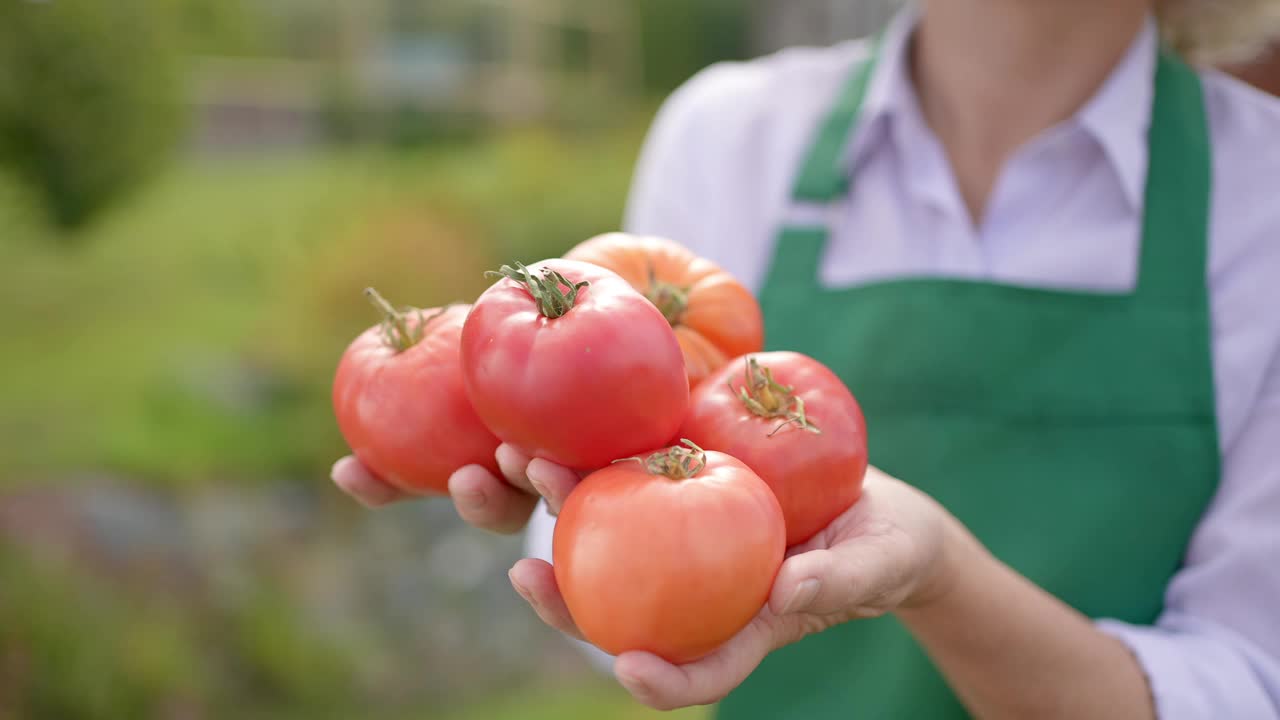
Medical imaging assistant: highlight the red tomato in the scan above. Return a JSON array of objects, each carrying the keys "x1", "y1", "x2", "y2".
[
  {"x1": 333, "y1": 290, "x2": 500, "y2": 494},
  {"x1": 460, "y1": 259, "x2": 688, "y2": 470},
  {"x1": 554, "y1": 443, "x2": 785, "y2": 664},
  {"x1": 680, "y1": 353, "x2": 868, "y2": 547}
]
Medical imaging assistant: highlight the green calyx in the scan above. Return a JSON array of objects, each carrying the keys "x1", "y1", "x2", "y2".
[
  {"x1": 643, "y1": 265, "x2": 689, "y2": 327},
  {"x1": 364, "y1": 287, "x2": 445, "y2": 354},
  {"x1": 615, "y1": 439, "x2": 708, "y2": 480},
  {"x1": 735, "y1": 357, "x2": 822, "y2": 436},
  {"x1": 486, "y1": 263, "x2": 588, "y2": 319}
]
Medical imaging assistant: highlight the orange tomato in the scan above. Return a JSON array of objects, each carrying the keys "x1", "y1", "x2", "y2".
[
  {"x1": 566, "y1": 233, "x2": 764, "y2": 387},
  {"x1": 553, "y1": 443, "x2": 785, "y2": 664}
]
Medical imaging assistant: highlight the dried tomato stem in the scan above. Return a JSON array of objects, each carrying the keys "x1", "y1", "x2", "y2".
[
  {"x1": 487, "y1": 263, "x2": 589, "y2": 319},
  {"x1": 365, "y1": 287, "x2": 433, "y2": 353},
  {"x1": 641, "y1": 440, "x2": 707, "y2": 480},
  {"x1": 735, "y1": 357, "x2": 822, "y2": 435},
  {"x1": 644, "y1": 265, "x2": 690, "y2": 326}
]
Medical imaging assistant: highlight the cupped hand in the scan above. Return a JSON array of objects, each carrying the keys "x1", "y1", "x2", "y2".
[
  {"x1": 330, "y1": 446, "x2": 585, "y2": 534},
  {"x1": 508, "y1": 466, "x2": 962, "y2": 710}
]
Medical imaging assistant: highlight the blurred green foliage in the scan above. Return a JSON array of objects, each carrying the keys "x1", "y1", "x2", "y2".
[
  {"x1": 637, "y1": 0, "x2": 750, "y2": 94},
  {"x1": 2, "y1": 538, "x2": 705, "y2": 719},
  {"x1": 0, "y1": 1, "x2": 753, "y2": 718},
  {"x1": 0, "y1": 542, "x2": 352, "y2": 719},
  {"x1": 0, "y1": 0, "x2": 184, "y2": 229},
  {"x1": 0, "y1": 0, "x2": 746, "y2": 227},
  {"x1": 0, "y1": 122, "x2": 647, "y2": 487}
]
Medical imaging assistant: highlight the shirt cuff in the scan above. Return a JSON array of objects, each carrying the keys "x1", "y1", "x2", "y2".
[{"x1": 1097, "y1": 617, "x2": 1279, "y2": 720}]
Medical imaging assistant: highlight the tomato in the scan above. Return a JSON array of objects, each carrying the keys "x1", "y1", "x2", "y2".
[
  {"x1": 565, "y1": 233, "x2": 764, "y2": 387},
  {"x1": 554, "y1": 443, "x2": 785, "y2": 664},
  {"x1": 461, "y1": 259, "x2": 688, "y2": 470},
  {"x1": 680, "y1": 353, "x2": 868, "y2": 547},
  {"x1": 333, "y1": 290, "x2": 500, "y2": 494}
]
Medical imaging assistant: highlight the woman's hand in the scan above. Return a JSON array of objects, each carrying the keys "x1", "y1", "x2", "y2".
[
  {"x1": 330, "y1": 446, "x2": 583, "y2": 534},
  {"x1": 508, "y1": 466, "x2": 961, "y2": 710}
]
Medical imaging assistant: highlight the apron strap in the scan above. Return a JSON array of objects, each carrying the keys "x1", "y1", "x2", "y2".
[
  {"x1": 781, "y1": 41, "x2": 1211, "y2": 309},
  {"x1": 1134, "y1": 51, "x2": 1212, "y2": 308},
  {"x1": 791, "y1": 41, "x2": 881, "y2": 204}
]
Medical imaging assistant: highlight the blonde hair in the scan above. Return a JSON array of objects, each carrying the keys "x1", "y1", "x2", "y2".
[{"x1": 1160, "y1": 0, "x2": 1280, "y2": 64}]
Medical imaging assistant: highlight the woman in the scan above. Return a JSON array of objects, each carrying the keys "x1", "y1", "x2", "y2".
[{"x1": 333, "y1": 0, "x2": 1280, "y2": 716}]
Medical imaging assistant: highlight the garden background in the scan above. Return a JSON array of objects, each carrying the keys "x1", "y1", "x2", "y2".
[{"x1": 0, "y1": 2, "x2": 898, "y2": 719}]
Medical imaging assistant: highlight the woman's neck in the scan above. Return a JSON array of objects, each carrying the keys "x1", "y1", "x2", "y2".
[{"x1": 912, "y1": 0, "x2": 1151, "y2": 224}]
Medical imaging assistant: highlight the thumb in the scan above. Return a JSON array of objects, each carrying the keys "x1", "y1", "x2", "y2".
[{"x1": 768, "y1": 541, "x2": 899, "y2": 617}]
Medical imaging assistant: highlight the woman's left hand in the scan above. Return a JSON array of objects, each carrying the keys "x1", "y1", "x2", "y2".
[{"x1": 508, "y1": 466, "x2": 962, "y2": 711}]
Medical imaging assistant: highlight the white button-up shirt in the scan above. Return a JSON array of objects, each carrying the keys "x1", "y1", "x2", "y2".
[{"x1": 528, "y1": 9, "x2": 1280, "y2": 717}]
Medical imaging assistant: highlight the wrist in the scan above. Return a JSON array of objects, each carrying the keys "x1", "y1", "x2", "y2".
[{"x1": 900, "y1": 508, "x2": 983, "y2": 614}]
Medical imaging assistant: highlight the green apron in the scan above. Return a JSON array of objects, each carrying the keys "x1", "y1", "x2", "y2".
[{"x1": 717, "y1": 43, "x2": 1220, "y2": 720}]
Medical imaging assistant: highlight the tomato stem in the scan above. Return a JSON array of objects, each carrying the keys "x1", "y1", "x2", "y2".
[
  {"x1": 365, "y1": 287, "x2": 444, "y2": 353},
  {"x1": 640, "y1": 440, "x2": 707, "y2": 480},
  {"x1": 643, "y1": 265, "x2": 690, "y2": 327},
  {"x1": 486, "y1": 263, "x2": 588, "y2": 319},
  {"x1": 734, "y1": 357, "x2": 822, "y2": 436}
]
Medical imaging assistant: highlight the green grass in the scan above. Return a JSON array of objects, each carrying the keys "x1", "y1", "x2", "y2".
[{"x1": 0, "y1": 123, "x2": 647, "y2": 486}]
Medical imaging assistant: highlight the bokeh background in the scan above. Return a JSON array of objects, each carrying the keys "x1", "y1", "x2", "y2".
[
  {"x1": 0, "y1": 1, "x2": 900, "y2": 719},
  {"x1": 4, "y1": 2, "x2": 1278, "y2": 719}
]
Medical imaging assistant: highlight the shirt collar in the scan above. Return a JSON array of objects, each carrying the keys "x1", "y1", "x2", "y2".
[
  {"x1": 843, "y1": 4, "x2": 919, "y2": 172},
  {"x1": 845, "y1": 7, "x2": 1158, "y2": 210},
  {"x1": 1075, "y1": 16, "x2": 1157, "y2": 209}
]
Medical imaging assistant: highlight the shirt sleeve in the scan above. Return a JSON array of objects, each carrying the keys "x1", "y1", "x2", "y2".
[
  {"x1": 622, "y1": 64, "x2": 735, "y2": 257},
  {"x1": 1097, "y1": 346, "x2": 1280, "y2": 719}
]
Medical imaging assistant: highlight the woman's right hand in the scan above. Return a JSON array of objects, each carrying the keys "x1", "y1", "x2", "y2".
[{"x1": 330, "y1": 445, "x2": 584, "y2": 535}]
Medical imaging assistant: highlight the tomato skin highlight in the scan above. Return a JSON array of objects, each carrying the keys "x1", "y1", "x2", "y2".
[
  {"x1": 565, "y1": 233, "x2": 764, "y2": 387},
  {"x1": 333, "y1": 304, "x2": 500, "y2": 495},
  {"x1": 460, "y1": 259, "x2": 689, "y2": 470},
  {"x1": 680, "y1": 352, "x2": 869, "y2": 547},
  {"x1": 553, "y1": 448, "x2": 785, "y2": 664}
]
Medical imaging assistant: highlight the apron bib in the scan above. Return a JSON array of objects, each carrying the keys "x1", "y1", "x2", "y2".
[{"x1": 717, "y1": 43, "x2": 1220, "y2": 720}]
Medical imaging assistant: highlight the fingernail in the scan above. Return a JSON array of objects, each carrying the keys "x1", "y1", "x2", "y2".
[
  {"x1": 781, "y1": 579, "x2": 821, "y2": 614},
  {"x1": 330, "y1": 456, "x2": 355, "y2": 483},
  {"x1": 615, "y1": 667, "x2": 651, "y2": 699},
  {"x1": 508, "y1": 570, "x2": 532, "y2": 602},
  {"x1": 529, "y1": 476, "x2": 550, "y2": 498}
]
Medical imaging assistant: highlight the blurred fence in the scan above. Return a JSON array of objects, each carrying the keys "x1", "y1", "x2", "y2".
[{"x1": 753, "y1": 0, "x2": 899, "y2": 51}]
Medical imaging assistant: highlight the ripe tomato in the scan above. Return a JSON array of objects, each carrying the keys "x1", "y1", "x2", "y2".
[
  {"x1": 461, "y1": 259, "x2": 688, "y2": 470},
  {"x1": 565, "y1": 233, "x2": 764, "y2": 387},
  {"x1": 333, "y1": 290, "x2": 500, "y2": 494},
  {"x1": 554, "y1": 443, "x2": 785, "y2": 664},
  {"x1": 680, "y1": 353, "x2": 868, "y2": 547}
]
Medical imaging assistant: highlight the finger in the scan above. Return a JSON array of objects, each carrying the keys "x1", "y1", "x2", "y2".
[
  {"x1": 769, "y1": 541, "x2": 901, "y2": 617},
  {"x1": 448, "y1": 464, "x2": 538, "y2": 534},
  {"x1": 508, "y1": 558, "x2": 585, "y2": 641},
  {"x1": 331, "y1": 456, "x2": 410, "y2": 508},
  {"x1": 526, "y1": 458, "x2": 583, "y2": 515},
  {"x1": 495, "y1": 444, "x2": 537, "y2": 494},
  {"x1": 613, "y1": 613, "x2": 782, "y2": 711}
]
